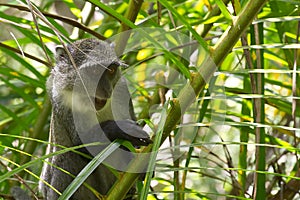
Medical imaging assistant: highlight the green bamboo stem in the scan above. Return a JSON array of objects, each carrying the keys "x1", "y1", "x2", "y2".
[
  {"x1": 138, "y1": 0, "x2": 231, "y2": 121},
  {"x1": 106, "y1": 0, "x2": 267, "y2": 199},
  {"x1": 252, "y1": 22, "x2": 266, "y2": 199},
  {"x1": 114, "y1": 0, "x2": 144, "y2": 56}
]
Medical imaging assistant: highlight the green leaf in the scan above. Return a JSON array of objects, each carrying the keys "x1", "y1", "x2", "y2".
[
  {"x1": 215, "y1": 0, "x2": 233, "y2": 21},
  {"x1": 58, "y1": 141, "x2": 121, "y2": 200}
]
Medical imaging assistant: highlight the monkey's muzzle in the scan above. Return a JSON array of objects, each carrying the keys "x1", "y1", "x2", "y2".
[{"x1": 94, "y1": 97, "x2": 107, "y2": 111}]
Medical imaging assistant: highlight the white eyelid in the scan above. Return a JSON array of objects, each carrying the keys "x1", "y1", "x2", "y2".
[{"x1": 109, "y1": 42, "x2": 115, "y2": 48}]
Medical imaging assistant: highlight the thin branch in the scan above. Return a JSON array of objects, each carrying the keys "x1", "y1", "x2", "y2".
[
  {"x1": 26, "y1": 0, "x2": 52, "y2": 65},
  {"x1": 0, "y1": 3, "x2": 106, "y2": 40},
  {"x1": 0, "y1": 42, "x2": 52, "y2": 68},
  {"x1": 0, "y1": 160, "x2": 38, "y2": 200}
]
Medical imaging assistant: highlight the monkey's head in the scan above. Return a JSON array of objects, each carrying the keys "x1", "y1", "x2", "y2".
[{"x1": 48, "y1": 38, "x2": 126, "y2": 112}]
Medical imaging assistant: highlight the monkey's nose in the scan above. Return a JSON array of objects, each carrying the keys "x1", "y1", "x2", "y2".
[{"x1": 94, "y1": 97, "x2": 107, "y2": 110}]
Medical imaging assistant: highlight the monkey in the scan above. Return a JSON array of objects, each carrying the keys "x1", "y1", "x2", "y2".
[{"x1": 39, "y1": 38, "x2": 152, "y2": 200}]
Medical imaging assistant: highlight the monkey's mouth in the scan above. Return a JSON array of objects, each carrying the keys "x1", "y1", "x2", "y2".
[{"x1": 94, "y1": 97, "x2": 107, "y2": 110}]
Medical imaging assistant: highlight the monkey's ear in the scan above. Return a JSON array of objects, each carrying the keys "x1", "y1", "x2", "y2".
[{"x1": 55, "y1": 45, "x2": 68, "y2": 61}]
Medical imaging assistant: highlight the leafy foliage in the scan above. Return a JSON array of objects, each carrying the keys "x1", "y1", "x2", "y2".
[{"x1": 0, "y1": 0, "x2": 299, "y2": 199}]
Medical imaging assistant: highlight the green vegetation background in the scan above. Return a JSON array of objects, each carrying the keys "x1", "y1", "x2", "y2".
[{"x1": 0, "y1": 0, "x2": 299, "y2": 199}]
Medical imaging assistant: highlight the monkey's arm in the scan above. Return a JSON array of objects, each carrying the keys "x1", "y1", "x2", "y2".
[{"x1": 79, "y1": 119, "x2": 152, "y2": 155}]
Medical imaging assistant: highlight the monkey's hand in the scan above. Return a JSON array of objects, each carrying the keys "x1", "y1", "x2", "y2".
[
  {"x1": 100, "y1": 120, "x2": 152, "y2": 147},
  {"x1": 80, "y1": 120, "x2": 152, "y2": 155}
]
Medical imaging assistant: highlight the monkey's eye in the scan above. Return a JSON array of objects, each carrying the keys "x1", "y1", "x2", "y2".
[
  {"x1": 108, "y1": 68, "x2": 115, "y2": 74},
  {"x1": 56, "y1": 47, "x2": 68, "y2": 61},
  {"x1": 107, "y1": 62, "x2": 119, "y2": 74}
]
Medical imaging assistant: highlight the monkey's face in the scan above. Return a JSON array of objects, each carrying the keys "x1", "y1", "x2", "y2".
[
  {"x1": 67, "y1": 59, "x2": 124, "y2": 117},
  {"x1": 78, "y1": 61, "x2": 122, "y2": 111},
  {"x1": 50, "y1": 39, "x2": 125, "y2": 113}
]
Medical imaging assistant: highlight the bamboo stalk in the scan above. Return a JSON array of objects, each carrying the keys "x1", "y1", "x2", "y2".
[{"x1": 107, "y1": 0, "x2": 268, "y2": 199}]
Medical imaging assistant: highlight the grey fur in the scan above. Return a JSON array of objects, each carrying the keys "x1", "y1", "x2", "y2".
[{"x1": 39, "y1": 39, "x2": 139, "y2": 200}]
